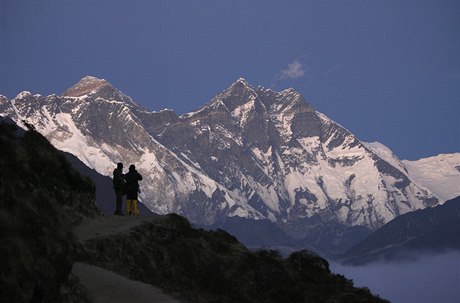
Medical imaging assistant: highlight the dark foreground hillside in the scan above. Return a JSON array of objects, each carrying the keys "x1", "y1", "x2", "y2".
[
  {"x1": 0, "y1": 119, "x2": 388, "y2": 303},
  {"x1": 77, "y1": 214, "x2": 387, "y2": 303},
  {"x1": 0, "y1": 118, "x2": 99, "y2": 302}
]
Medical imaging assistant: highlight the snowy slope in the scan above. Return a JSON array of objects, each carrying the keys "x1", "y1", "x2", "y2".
[
  {"x1": 403, "y1": 154, "x2": 460, "y2": 202},
  {"x1": 366, "y1": 142, "x2": 460, "y2": 202},
  {"x1": 363, "y1": 141, "x2": 408, "y2": 174}
]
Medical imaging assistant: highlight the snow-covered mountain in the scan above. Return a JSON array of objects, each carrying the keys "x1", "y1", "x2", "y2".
[
  {"x1": 402, "y1": 153, "x2": 460, "y2": 202},
  {"x1": 363, "y1": 142, "x2": 460, "y2": 203},
  {"x1": 1, "y1": 77, "x2": 259, "y2": 225},
  {"x1": 1, "y1": 76, "x2": 453, "y2": 253}
]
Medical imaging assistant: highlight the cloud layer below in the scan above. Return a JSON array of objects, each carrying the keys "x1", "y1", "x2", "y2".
[{"x1": 331, "y1": 251, "x2": 460, "y2": 303}]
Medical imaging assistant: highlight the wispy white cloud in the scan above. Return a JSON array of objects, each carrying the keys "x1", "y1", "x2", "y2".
[{"x1": 279, "y1": 60, "x2": 306, "y2": 80}]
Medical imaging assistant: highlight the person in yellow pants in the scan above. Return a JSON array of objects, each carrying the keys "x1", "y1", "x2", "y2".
[
  {"x1": 126, "y1": 199, "x2": 139, "y2": 216},
  {"x1": 124, "y1": 164, "x2": 143, "y2": 216}
]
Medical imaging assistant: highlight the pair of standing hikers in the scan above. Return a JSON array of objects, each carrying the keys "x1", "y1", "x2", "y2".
[{"x1": 113, "y1": 162, "x2": 143, "y2": 216}]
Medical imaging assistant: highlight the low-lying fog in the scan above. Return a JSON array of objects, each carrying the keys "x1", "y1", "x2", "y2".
[{"x1": 331, "y1": 252, "x2": 460, "y2": 303}]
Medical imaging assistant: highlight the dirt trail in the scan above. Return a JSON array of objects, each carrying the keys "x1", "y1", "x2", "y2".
[
  {"x1": 72, "y1": 262, "x2": 180, "y2": 303},
  {"x1": 73, "y1": 214, "x2": 182, "y2": 302},
  {"x1": 74, "y1": 214, "x2": 163, "y2": 241}
]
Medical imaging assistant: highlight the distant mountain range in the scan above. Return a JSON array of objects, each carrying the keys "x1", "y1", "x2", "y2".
[
  {"x1": 339, "y1": 196, "x2": 460, "y2": 265},
  {"x1": 1, "y1": 76, "x2": 459, "y2": 254}
]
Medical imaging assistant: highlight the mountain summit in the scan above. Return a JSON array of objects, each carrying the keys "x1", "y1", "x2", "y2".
[
  {"x1": 62, "y1": 76, "x2": 134, "y2": 104},
  {"x1": 62, "y1": 76, "x2": 109, "y2": 97},
  {"x1": 1, "y1": 77, "x2": 454, "y2": 253}
]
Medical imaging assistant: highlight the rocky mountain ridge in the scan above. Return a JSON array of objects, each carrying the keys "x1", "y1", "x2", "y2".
[
  {"x1": 1, "y1": 76, "x2": 456, "y2": 253},
  {"x1": 339, "y1": 196, "x2": 460, "y2": 265}
]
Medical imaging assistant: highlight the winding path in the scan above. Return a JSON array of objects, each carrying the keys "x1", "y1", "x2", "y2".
[{"x1": 72, "y1": 214, "x2": 181, "y2": 303}]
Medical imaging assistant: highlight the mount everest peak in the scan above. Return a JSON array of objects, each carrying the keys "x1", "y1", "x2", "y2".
[
  {"x1": 62, "y1": 75, "x2": 136, "y2": 107},
  {"x1": 63, "y1": 75, "x2": 109, "y2": 97},
  {"x1": 1, "y1": 77, "x2": 457, "y2": 253}
]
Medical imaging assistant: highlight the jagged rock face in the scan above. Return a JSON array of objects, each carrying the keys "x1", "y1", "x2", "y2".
[
  {"x1": 154, "y1": 79, "x2": 438, "y2": 234},
  {"x1": 0, "y1": 77, "x2": 440, "y2": 250},
  {"x1": 0, "y1": 95, "x2": 10, "y2": 112}
]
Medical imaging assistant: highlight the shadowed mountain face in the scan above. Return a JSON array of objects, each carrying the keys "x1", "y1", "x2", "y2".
[
  {"x1": 339, "y1": 196, "x2": 460, "y2": 265},
  {"x1": 0, "y1": 118, "x2": 388, "y2": 303},
  {"x1": 0, "y1": 76, "x2": 442, "y2": 253}
]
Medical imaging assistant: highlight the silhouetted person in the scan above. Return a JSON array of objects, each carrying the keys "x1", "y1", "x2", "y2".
[
  {"x1": 113, "y1": 162, "x2": 125, "y2": 215},
  {"x1": 125, "y1": 164, "x2": 142, "y2": 216}
]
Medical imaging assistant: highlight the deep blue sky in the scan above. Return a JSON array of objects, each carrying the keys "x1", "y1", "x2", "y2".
[{"x1": 1, "y1": 0, "x2": 459, "y2": 160}]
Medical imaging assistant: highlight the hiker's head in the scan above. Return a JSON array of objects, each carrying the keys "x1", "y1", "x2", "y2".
[
  {"x1": 129, "y1": 164, "x2": 136, "y2": 171},
  {"x1": 117, "y1": 162, "x2": 123, "y2": 169}
]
